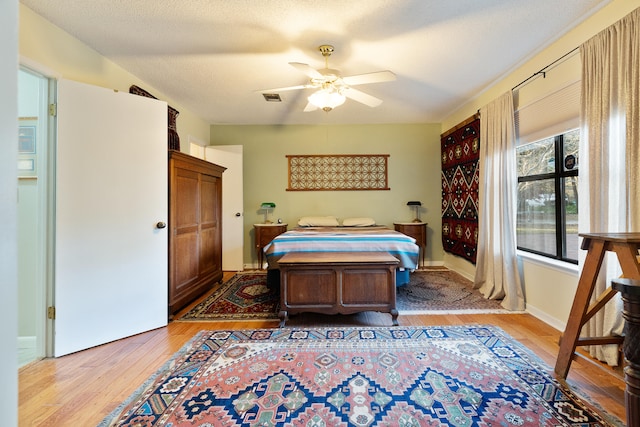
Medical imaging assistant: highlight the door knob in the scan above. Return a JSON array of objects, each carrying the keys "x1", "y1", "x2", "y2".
[
  {"x1": 235, "y1": 212, "x2": 241, "y2": 217},
  {"x1": 156, "y1": 221, "x2": 167, "y2": 229}
]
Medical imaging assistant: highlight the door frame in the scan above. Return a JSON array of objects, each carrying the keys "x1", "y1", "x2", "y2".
[
  {"x1": 19, "y1": 58, "x2": 62, "y2": 359},
  {"x1": 17, "y1": 64, "x2": 57, "y2": 360}
]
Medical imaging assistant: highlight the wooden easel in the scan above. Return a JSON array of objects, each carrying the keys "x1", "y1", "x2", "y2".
[{"x1": 555, "y1": 233, "x2": 640, "y2": 379}]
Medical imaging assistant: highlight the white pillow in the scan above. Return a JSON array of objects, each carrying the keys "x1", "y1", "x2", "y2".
[
  {"x1": 297, "y1": 216, "x2": 340, "y2": 227},
  {"x1": 342, "y1": 217, "x2": 376, "y2": 227}
]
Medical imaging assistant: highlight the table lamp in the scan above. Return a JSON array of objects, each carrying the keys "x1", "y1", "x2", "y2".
[
  {"x1": 407, "y1": 201, "x2": 422, "y2": 222},
  {"x1": 260, "y1": 202, "x2": 276, "y2": 223}
]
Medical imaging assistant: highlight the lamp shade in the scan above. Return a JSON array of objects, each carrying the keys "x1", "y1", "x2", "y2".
[
  {"x1": 308, "y1": 90, "x2": 346, "y2": 112},
  {"x1": 407, "y1": 201, "x2": 422, "y2": 222},
  {"x1": 260, "y1": 202, "x2": 276, "y2": 224}
]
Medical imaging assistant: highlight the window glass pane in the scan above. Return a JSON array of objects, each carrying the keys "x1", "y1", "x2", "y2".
[
  {"x1": 563, "y1": 129, "x2": 579, "y2": 172},
  {"x1": 517, "y1": 179, "x2": 557, "y2": 256},
  {"x1": 517, "y1": 137, "x2": 555, "y2": 177},
  {"x1": 563, "y1": 176, "x2": 579, "y2": 260}
]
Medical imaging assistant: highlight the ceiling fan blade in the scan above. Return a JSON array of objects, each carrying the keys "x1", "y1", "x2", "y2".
[
  {"x1": 343, "y1": 87, "x2": 383, "y2": 108},
  {"x1": 342, "y1": 70, "x2": 396, "y2": 86},
  {"x1": 289, "y1": 62, "x2": 324, "y2": 79},
  {"x1": 256, "y1": 84, "x2": 310, "y2": 93},
  {"x1": 303, "y1": 102, "x2": 318, "y2": 112}
]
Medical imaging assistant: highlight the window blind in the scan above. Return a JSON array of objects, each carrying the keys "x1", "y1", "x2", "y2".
[{"x1": 514, "y1": 80, "x2": 580, "y2": 146}]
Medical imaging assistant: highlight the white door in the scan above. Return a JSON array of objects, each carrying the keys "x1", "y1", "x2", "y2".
[
  {"x1": 54, "y1": 79, "x2": 168, "y2": 356},
  {"x1": 205, "y1": 145, "x2": 244, "y2": 271}
]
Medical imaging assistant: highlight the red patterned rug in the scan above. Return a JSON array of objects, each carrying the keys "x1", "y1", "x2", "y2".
[
  {"x1": 180, "y1": 272, "x2": 279, "y2": 321},
  {"x1": 179, "y1": 270, "x2": 507, "y2": 322},
  {"x1": 99, "y1": 326, "x2": 621, "y2": 426}
]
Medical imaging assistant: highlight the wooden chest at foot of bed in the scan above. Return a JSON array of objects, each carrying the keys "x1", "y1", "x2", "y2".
[{"x1": 277, "y1": 252, "x2": 399, "y2": 327}]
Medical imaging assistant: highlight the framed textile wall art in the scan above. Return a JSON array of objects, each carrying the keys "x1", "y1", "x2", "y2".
[
  {"x1": 441, "y1": 115, "x2": 480, "y2": 264},
  {"x1": 286, "y1": 154, "x2": 390, "y2": 191}
]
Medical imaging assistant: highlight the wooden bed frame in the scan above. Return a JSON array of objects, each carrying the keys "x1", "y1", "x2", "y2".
[{"x1": 277, "y1": 251, "x2": 399, "y2": 327}]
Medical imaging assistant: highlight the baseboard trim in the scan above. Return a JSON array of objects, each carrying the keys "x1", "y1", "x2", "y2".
[{"x1": 525, "y1": 304, "x2": 564, "y2": 332}]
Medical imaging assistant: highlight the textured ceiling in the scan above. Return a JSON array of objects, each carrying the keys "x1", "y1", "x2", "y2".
[{"x1": 21, "y1": 0, "x2": 610, "y2": 125}]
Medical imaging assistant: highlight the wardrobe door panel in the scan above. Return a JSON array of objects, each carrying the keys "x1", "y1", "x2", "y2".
[
  {"x1": 174, "y1": 169, "x2": 199, "y2": 227},
  {"x1": 174, "y1": 233, "x2": 199, "y2": 290},
  {"x1": 199, "y1": 174, "x2": 221, "y2": 276}
]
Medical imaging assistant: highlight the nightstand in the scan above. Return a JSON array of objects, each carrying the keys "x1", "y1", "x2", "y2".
[
  {"x1": 394, "y1": 222, "x2": 427, "y2": 268},
  {"x1": 254, "y1": 223, "x2": 288, "y2": 269}
]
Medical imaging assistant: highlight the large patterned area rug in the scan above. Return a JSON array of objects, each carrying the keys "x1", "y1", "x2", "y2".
[
  {"x1": 179, "y1": 270, "x2": 506, "y2": 322},
  {"x1": 99, "y1": 326, "x2": 620, "y2": 426}
]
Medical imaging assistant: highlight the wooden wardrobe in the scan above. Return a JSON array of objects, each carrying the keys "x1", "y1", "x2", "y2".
[{"x1": 168, "y1": 150, "x2": 226, "y2": 315}]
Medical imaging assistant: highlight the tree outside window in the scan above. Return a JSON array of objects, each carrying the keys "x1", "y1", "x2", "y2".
[{"x1": 516, "y1": 129, "x2": 579, "y2": 263}]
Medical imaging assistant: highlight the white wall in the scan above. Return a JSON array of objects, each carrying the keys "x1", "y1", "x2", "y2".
[
  {"x1": 520, "y1": 255, "x2": 578, "y2": 330},
  {"x1": 442, "y1": 0, "x2": 640, "y2": 131},
  {"x1": 1, "y1": 0, "x2": 19, "y2": 425},
  {"x1": 19, "y1": 3, "x2": 210, "y2": 148}
]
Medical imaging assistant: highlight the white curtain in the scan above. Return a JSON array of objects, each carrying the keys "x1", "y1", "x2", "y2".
[
  {"x1": 474, "y1": 92, "x2": 525, "y2": 311},
  {"x1": 579, "y1": 7, "x2": 640, "y2": 366}
]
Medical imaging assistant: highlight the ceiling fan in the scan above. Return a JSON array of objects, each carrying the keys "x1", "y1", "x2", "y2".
[{"x1": 260, "y1": 45, "x2": 396, "y2": 112}]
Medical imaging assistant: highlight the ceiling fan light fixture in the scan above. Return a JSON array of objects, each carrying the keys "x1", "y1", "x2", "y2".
[
  {"x1": 308, "y1": 89, "x2": 346, "y2": 112},
  {"x1": 260, "y1": 44, "x2": 393, "y2": 112}
]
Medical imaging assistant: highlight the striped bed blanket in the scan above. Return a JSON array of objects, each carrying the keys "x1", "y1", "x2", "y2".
[{"x1": 263, "y1": 226, "x2": 420, "y2": 270}]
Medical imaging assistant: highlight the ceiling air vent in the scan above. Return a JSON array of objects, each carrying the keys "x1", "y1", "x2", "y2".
[{"x1": 262, "y1": 93, "x2": 282, "y2": 102}]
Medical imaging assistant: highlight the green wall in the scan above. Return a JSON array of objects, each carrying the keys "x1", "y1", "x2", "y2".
[{"x1": 210, "y1": 123, "x2": 443, "y2": 267}]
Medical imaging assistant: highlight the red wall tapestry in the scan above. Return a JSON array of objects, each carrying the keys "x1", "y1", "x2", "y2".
[{"x1": 441, "y1": 116, "x2": 480, "y2": 264}]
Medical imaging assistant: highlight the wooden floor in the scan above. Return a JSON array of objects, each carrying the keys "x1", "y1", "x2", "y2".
[{"x1": 19, "y1": 272, "x2": 626, "y2": 426}]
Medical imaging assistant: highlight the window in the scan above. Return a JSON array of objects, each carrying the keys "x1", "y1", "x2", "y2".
[{"x1": 516, "y1": 129, "x2": 579, "y2": 263}]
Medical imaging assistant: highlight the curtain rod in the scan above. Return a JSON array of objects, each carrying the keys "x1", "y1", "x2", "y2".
[{"x1": 511, "y1": 46, "x2": 579, "y2": 92}]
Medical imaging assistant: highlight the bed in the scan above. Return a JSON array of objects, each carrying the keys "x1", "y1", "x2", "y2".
[{"x1": 263, "y1": 223, "x2": 420, "y2": 286}]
